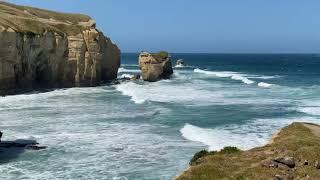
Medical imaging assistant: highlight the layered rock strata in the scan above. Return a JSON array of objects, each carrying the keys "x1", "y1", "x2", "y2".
[
  {"x1": 138, "y1": 51, "x2": 173, "y2": 82},
  {"x1": 0, "y1": 2, "x2": 120, "y2": 95}
]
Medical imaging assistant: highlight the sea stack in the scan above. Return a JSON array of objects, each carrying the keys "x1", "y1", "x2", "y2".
[
  {"x1": 138, "y1": 51, "x2": 173, "y2": 82},
  {"x1": 0, "y1": 2, "x2": 120, "y2": 95}
]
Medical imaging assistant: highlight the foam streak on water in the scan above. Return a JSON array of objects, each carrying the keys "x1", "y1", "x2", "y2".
[{"x1": 194, "y1": 68, "x2": 255, "y2": 84}]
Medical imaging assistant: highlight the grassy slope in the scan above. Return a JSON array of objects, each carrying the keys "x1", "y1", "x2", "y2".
[
  {"x1": 176, "y1": 122, "x2": 320, "y2": 180},
  {"x1": 0, "y1": 1, "x2": 91, "y2": 35},
  {"x1": 150, "y1": 51, "x2": 169, "y2": 61}
]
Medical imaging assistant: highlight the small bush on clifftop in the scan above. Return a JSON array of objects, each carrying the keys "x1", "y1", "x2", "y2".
[
  {"x1": 190, "y1": 150, "x2": 209, "y2": 165},
  {"x1": 151, "y1": 51, "x2": 169, "y2": 60},
  {"x1": 189, "y1": 147, "x2": 241, "y2": 165},
  {"x1": 220, "y1": 146, "x2": 241, "y2": 154}
]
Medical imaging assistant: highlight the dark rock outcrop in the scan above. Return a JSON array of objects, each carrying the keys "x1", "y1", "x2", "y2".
[
  {"x1": 138, "y1": 51, "x2": 173, "y2": 82},
  {"x1": 274, "y1": 156, "x2": 295, "y2": 168},
  {"x1": 0, "y1": 2, "x2": 120, "y2": 95},
  {"x1": 315, "y1": 161, "x2": 320, "y2": 169}
]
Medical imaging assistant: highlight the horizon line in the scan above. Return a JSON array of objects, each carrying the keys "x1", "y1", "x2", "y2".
[{"x1": 121, "y1": 52, "x2": 320, "y2": 54}]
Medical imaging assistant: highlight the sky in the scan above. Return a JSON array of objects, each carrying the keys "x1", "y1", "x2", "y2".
[{"x1": 6, "y1": 0, "x2": 320, "y2": 53}]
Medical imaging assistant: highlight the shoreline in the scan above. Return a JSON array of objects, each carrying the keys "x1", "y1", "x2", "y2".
[
  {"x1": 176, "y1": 122, "x2": 320, "y2": 179},
  {"x1": 174, "y1": 126, "x2": 284, "y2": 180}
]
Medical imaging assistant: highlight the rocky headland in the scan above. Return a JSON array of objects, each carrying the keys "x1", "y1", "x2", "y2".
[
  {"x1": 138, "y1": 51, "x2": 173, "y2": 82},
  {"x1": 176, "y1": 122, "x2": 320, "y2": 180},
  {"x1": 0, "y1": 2, "x2": 120, "y2": 95}
]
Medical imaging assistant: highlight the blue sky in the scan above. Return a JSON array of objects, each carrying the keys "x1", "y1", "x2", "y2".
[{"x1": 7, "y1": 0, "x2": 320, "y2": 53}]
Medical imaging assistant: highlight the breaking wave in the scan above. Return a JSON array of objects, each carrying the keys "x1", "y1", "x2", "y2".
[
  {"x1": 118, "y1": 67, "x2": 141, "y2": 73},
  {"x1": 119, "y1": 74, "x2": 134, "y2": 79},
  {"x1": 194, "y1": 68, "x2": 255, "y2": 84},
  {"x1": 180, "y1": 116, "x2": 320, "y2": 151},
  {"x1": 298, "y1": 107, "x2": 320, "y2": 116},
  {"x1": 115, "y1": 81, "x2": 223, "y2": 105},
  {"x1": 258, "y1": 82, "x2": 273, "y2": 88}
]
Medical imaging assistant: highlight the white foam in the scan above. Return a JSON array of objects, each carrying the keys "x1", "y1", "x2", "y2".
[
  {"x1": 249, "y1": 75, "x2": 280, "y2": 79},
  {"x1": 119, "y1": 74, "x2": 134, "y2": 79},
  {"x1": 231, "y1": 74, "x2": 255, "y2": 84},
  {"x1": 118, "y1": 67, "x2": 141, "y2": 73},
  {"x1": 0, "y1": 87, "x2": 109, "y2": 102},
  {"x1": 114, "y1": 80, "x2": 291, "y2": 106},
  {"x1": 121, "y1": 64, "x2": 139, "y2": 67},
  {"x1": 180, "y1": 116, "x2": 320, "y2": 151},
  {"x1": 258, "y1": 82, "x2": 273, "y2": 88},
  {"x1": 174, "y1": 64, "x2": 185, "y2": 68},
  {"x1": 0, "y1": 87, "x2": 110, "y2": 111},
  {"x1": 115, "y1": 81, "x2": 223, "y2": 105},
  {"x1": 194, "y1": 68, "x2": 237, "y2": 77},
  {"x1": 298, "y1": 107, "x2": 320, "y2": 116},
  {"x1": 194, "y1": 68, "x2": 255, "y2": 85},
  {"x1": 180, "y1": 123, "x2": 265, "y2": 151}
]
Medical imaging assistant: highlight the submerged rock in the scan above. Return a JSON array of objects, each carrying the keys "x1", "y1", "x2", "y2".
[
  {"x1": 0, "y1": 139, "x2": 46, "y2": 150},
  {"x1": 0, "y1": 1, "x2": 120, "y2": 95},
  {"x1": 138, "y1": 51, "x2": 173, "y2": 82}
]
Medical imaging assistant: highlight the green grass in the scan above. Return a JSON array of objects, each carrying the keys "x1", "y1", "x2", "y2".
[
  {"x1": 177, "y1": 123, "x2": 320, "y2": 180},
  {"x1": 0, "y1": 1, "x2": 91, "y2": 35},
  {"x1": 0, "y1": 1, "x2": 90, "y2": 23},
  {"x1": 150, "y1": 51, "x2": 169, "y2": 60},
  {"x1": 190, "y1": 150, "x2": 215, "y2": 166},
  {"x1": 220, "y1": 146, "x2": 241, "y2": 154},
  {"x1": 190, "y1": 147, "x2": 241, "y2": 166}
]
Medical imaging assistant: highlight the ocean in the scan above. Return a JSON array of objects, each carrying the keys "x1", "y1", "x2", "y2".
[{"x1": 0, "y1": 53, "x2": 320, "y2": 179}]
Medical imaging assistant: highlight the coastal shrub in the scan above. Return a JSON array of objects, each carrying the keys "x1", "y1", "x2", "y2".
[
  {"x1": 189, "y1": 147, "x2": 241, "y2": 166},
  {"x1": 189, "y1": 150, "x2": 216, "y2": 165},
  {"x1": 236, "y1": 176, "x2": 246, "y2": 180},
  {"x1": 151, "y1": 51, "x2": 169, "y2": 60},
  {"x1": 220, "y1": 146, "x2": 241, "y2": 154}
]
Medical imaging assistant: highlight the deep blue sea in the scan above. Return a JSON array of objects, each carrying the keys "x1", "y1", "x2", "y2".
[{"x1": 1, "y1": 53, "x2": 320, "y2": 179}]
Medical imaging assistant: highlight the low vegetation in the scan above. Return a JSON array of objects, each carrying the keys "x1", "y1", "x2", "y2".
[
  {"x1": 177, "y1": 122, "x2": 320, "y2": 180},
  {"x1": 190, "y1": 147, "x2": 240, "y2": 166},
  {"x1": 150, "y1": 51, "x2": 169, "y2": 60},
  {"x1": 0, "y1": 1, "x2": 91, "y2": 35}
]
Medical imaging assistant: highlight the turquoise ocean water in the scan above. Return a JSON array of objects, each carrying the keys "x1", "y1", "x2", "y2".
[{"x1": 1, "y1": 53, "x2": 320, "y2": 179}]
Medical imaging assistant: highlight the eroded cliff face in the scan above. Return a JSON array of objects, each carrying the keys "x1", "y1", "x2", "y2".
[{"x1": 0, "y1": 2, "x2": 120, "y2": 95}]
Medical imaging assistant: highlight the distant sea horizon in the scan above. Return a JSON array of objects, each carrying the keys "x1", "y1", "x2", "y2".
[{"x1": 122, "y1": 52, "x2": 320, "y2": 55}]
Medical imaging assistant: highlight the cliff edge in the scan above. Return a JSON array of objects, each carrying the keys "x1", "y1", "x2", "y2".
[
  {"x1": 0, "y1": 2, "x2": 120, "y2": 95},
  {"x1": 176, "y1": 122, "x2": 320, "y2": 180}
]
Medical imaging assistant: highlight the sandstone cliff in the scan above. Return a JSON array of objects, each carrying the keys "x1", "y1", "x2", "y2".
[
  {"x1": 138, "y1": 51, "x2": 173, "y2": 82},
  {"x1": 0, "y1": 2, "x2": 120, "y2": 95}
]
